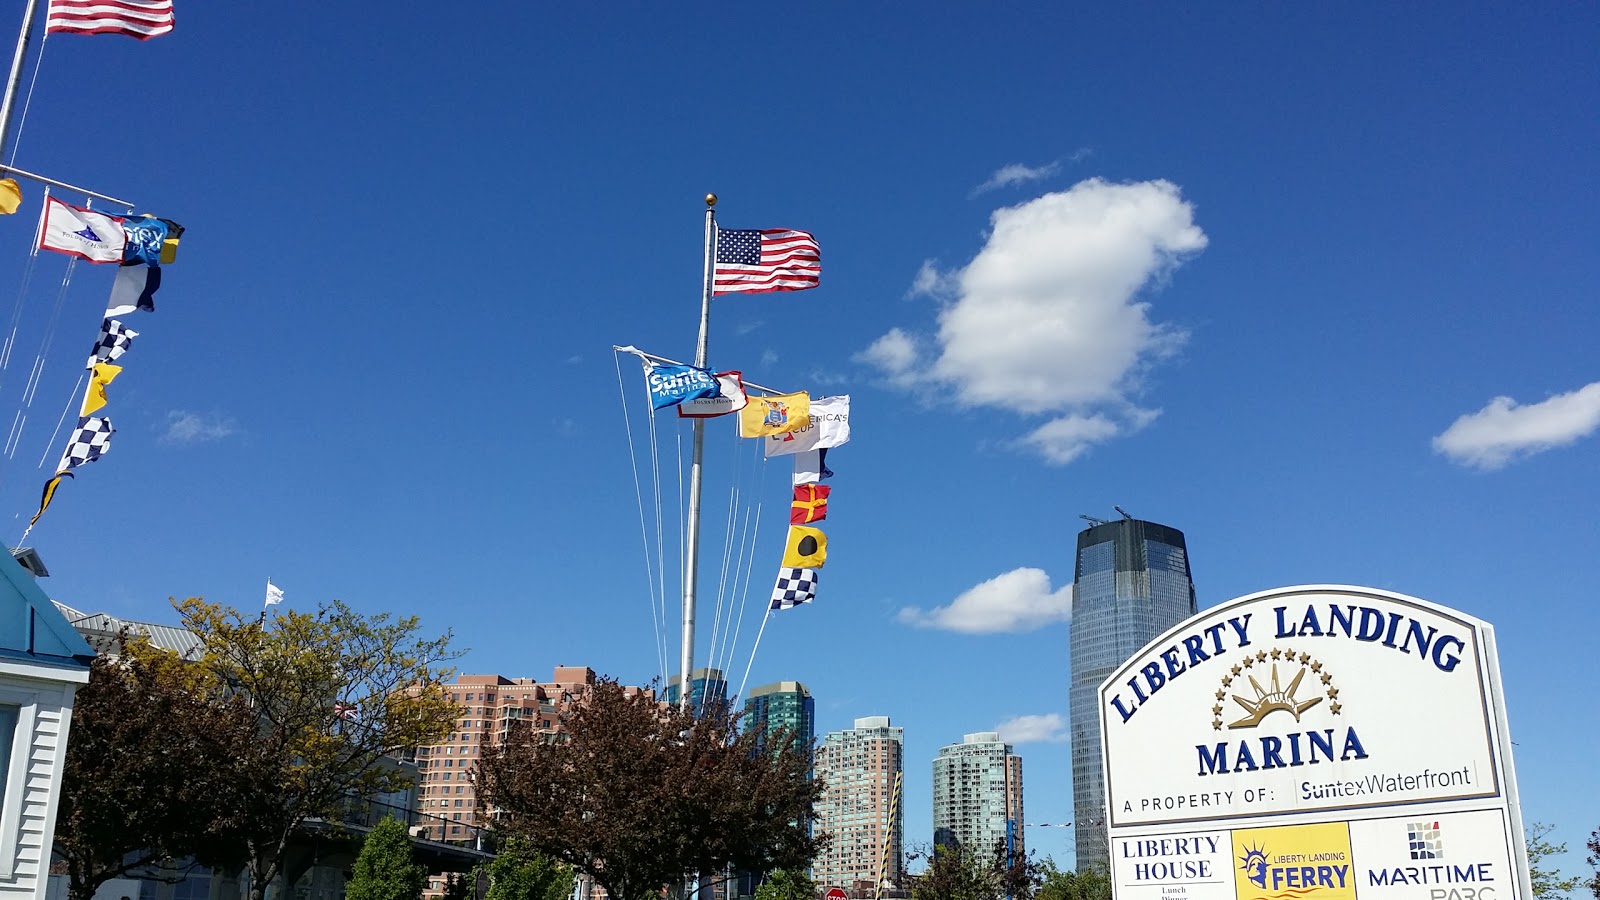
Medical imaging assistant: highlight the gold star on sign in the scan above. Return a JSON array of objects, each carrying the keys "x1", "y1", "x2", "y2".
[
  {"x1": 1222, "y1": 675, "x2": 1234, "y2": 687},
  {"x1": 1215, "y1": 689, "x2": 1226, "y2": 700},
  {"x1": 1231, "y1": 665, "x2": 1241, "y2": 676},
  {"x1": 1213, "y1": 705, "x2": 1223, "y2": 715},
  {"x1": 1283, "y1": 647, "x2": 1295, "y2": 658},
  {"x1": 1270, "y1": 648, "x2": 1282, "y2": 660},
  {"x1": 1299, "y1": 652, "x2": 1311, "y2": 663},
  {"x1": 1213, "y1": 720, "x2": 1222, "y2": 731},
  {"x1": 1327, "y1": 687, "x2": 1339, "y2": 699},
  {"x1": 1256, "y1": 650, "x2": 1268, "y2": 661},
  {"x1": 1330, "y1": 702, "x2": 1342, "y2": 715},
  {"x1": 1310, "y1": 661, "x2": 1323, "y2": 672},
  {"x1": 1321, "y1": 673, "x2": 1332, "y2": 685},
  {"x1": 1243, "y1": 657, "x2": 1255, "y2": 668}
]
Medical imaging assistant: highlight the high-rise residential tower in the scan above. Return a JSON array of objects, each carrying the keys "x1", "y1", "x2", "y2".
[
  {"x1": 814, "y1": 716, "x2": 905, "y2": 892},
  {"x1": 744, "y1": 680, "x2": 815, "y2": 753},
  {"x1": 666, "y1": 666, "x2": 729, "y2": 715},
  {"x1": 932, "y1": 732, "x2": 1024, "y2": 858},
  {"x1": 1069, "y1": 518, "x2": 1196, "y2": 872},
  {"x1": 415, "y1": 667, "x2": 652, "y2": 843}
]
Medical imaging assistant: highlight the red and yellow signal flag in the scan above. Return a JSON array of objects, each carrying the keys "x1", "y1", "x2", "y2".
[{"x1": 790, "y1": 484, "x2": 830, "y2": 525}]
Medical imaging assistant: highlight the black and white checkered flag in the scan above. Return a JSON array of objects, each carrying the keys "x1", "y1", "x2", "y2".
[
  {"x1": 86, "y1": 318, "x2": 138, "y2": 369},
  {"x1": 770, "y1": 567, "x2": 819, "y2": 611},
  {"x1": 57, "y1": 417, "x2": 115, "y2": 471}
]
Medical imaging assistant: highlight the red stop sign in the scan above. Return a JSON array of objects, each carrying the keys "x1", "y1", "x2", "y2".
[{"x1": 825, "y1": 889, "x2": 847, "y2": 900}]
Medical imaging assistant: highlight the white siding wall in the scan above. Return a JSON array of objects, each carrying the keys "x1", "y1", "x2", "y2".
[{"x1": 0, "y1": 672, "x2": 82, "y2": 900}]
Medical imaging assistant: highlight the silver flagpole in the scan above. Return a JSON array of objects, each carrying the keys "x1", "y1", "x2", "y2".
[
  {"x1": 0, "y1": 0, "x2": 42, "y2": 162},
  {"x1": 677, "y1": 193, "x2": 717, "y2": 712}
]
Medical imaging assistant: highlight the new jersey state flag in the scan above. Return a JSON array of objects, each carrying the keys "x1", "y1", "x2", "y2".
[
  {"x1": 790, "y1": 484, "x2": 830, "y2": 524},
  {"x1": 765, "y1": 394, "x2": 850, "y2": 457},
  {"x1": 781, "y1": 525, "x2": 827, "y2": 568},
  {"x1": 738, "y1": 391, "x2": 810, "y2": 438}
]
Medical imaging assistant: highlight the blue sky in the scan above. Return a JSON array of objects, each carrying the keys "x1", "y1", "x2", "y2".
[{"x1": 0, "y1": 0, "x2": 1595, "y2": 879}]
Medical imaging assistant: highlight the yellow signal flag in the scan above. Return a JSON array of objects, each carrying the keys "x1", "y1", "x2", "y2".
[
  {"x1": 160, "y1": 236, "x2": 179, "y2": 264},
  {"x1": 81, "y1": 362, "x2": 122, "y2": 416},
  {"x1": 0, "y1": 178, "x2": 21, "y2": 215},
  {"x1": 738, "y1": 391, "x2": 810, "y2": 438},
  {"x1": 31, "y1": 471, "x2": 72, "y2": 527},
  {"x1": 782, "y1": 525, "x2": 827, "y2": 569}
]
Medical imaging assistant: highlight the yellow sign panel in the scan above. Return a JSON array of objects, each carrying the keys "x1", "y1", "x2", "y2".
[{"x1": 1231, "y1": 822, "x2": 1355, "y2": 900}]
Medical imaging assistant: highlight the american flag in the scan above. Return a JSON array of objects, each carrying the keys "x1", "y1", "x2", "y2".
[
  {"x1": 714, "y1": 228, "x2": 820, "y2": 295},
  {"x1": 46, "y1": 0, "x2": 175, "y2": 40}
]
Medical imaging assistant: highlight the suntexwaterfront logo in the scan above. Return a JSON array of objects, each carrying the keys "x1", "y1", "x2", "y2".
[{"x1": 1107, "y1": 601, "x2": 1468, "y2": 779}]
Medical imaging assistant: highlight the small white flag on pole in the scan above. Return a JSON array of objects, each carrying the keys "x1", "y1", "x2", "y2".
[{"x1": 264, "y1": 580, "x2": 284, "y2": 607}]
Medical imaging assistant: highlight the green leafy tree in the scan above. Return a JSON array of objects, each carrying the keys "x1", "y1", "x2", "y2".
[
  {"x1": 477, "y1": 679, "x2": 824, "y2": 900},
  {"x1": 177, "y1": 598, "x2": 462, "y2": 900},
  {"x1": 347, "y1": 817, "x2": 427, "y2": 900},
  {"x1": 481, "y1": 837, "x2": 575, "y2": 900},
  {"x1": 1035, "y1": 860, "x2": 1111, "y2": 900},
  {"x1": 1528, "y1": 823, "x2": 1583, "y2": 900},
  {"x1": 54, "y1": 634, "x2": 274, "y2": 900},
  {"x1": 753, "y1": 869, "x2": 817, "y2": 900},
  {"x1": 910, "y1": 840, "x2": 1041, "y2": 900},
  {"x1": 440, "y1": 871, "x2": 478, "y2": 900},
  {"x1": 1585, "y1": 826, "x2": 1598, "y2": 900}
]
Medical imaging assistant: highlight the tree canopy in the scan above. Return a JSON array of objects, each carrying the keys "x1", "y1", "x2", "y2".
[
  {"x1": 175, "y1": 598, "x2": 462, "y2": 900},
  {"x1": 1034, "y1": 860, "x2": 1111, "y2": 900},
  {"x1": 909, "y1": 840, "x2": 1040, "y2": 900},
  {"x1": 481, "y1": 836, "x2": 575, "y2": 900},
  {"x1": 346, "y1": 817, "x2": 427, "y2": 900},
  {"x1": 753, "y1": 869, "x2": 818, "y2": 900},
  {"x1": 54, "y1": 635, "x2": 272, "y2": 900},
  {"x1": 476, "y1": 678, "x2": 824, "y2": 900},
  {"x1": 1528, "y1": 822, "x2": 1583, "y2": 900}
]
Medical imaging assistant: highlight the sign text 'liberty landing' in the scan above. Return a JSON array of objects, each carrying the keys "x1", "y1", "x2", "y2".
[{"x1": 1099, "y1": 587, "x2": 1503, "y2": 828}]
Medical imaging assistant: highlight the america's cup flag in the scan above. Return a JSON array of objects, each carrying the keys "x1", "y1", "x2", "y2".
[
  {"x1": 713, "y1": 227, "x2": 820, "y2": 294},
  {"x1": 46, "y1": 0, "x2": 176, "y2": 39}
]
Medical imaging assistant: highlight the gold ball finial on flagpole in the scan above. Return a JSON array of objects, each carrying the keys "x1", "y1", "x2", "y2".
[{"x1": 705, "y1": 193, "x2": 718, "y2": 208}]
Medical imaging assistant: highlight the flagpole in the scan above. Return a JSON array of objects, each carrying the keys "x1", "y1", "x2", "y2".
[
  {"x1": 677, "y1": 194, "x2": 716, "y2": 712},
  {"x1": 0, "y1": 0, "x2": 41, "y2": 163}
]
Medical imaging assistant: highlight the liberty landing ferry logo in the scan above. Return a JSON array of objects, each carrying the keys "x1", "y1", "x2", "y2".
[{"x1": 1240, "y1": 843, "x2": 1270, "y2": 891}]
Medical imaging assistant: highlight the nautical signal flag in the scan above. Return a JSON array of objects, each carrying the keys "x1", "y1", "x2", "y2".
[
  {"x1": 106, "y1": 263, "x2": 160, "y2": 316},
  {"x1": 57, "y1": 416, "x2": 115, "y2": 471},
  {"x1": 30, "y1": 472, "x2": 73, "y2": 526},
  {"x1": 782, "y1": 525, "x2": 827, "y2": 569},
  {"x1": 46, "y1": 0, "x2": 175, "y2": 39},
  {"x1": 0, "y1": 178, "x2": 20, "y2": 215},
  {"x1": 713, "y1": 227, "x2": 820, "y2": 295},
  {"x1": 790, "y1": 484, "x2": 830, "y2": 525},
  {"x1": 739, "y1": 391, "x2": 810, "y2": 438},
  {"x1": 39, "y1": 197, "x2": 126, "y2": 263},
  {"x1": 793, "y1": 448, "x2": 832, "y2": 486},
  {"x1": 770, "y1": 567, "x2": 818, "y2": 611},
  {"x1": 87, "y1": 319, "x2": 138, "y2": 368},
  {"x1": 81, "y1": 363, "x2": 122, "y2": 416}
]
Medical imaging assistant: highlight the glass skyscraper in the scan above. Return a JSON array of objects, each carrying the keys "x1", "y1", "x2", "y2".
[
  {"x1": 665, "y1": 667, "x2": 729, "y2": 716},
  {"x1": 743, "y1": 680, "x2": 815, "y2": 754},
  {"x1": 1069, "y1": 518, "x2": 1196, "y2": 872}
]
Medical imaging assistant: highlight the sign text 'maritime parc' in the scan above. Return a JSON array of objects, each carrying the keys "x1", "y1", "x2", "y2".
[{"x1": 1098, "y1": 585, "x2": 1532, "y2": 900}]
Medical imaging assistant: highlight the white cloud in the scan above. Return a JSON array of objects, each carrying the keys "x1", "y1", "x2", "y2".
[
  {"x1": 907, "y1": 259, "x2": 956, "y2": 299},
  {"x1": 761, "y1": 349, "x2": 779, "y2": 367},
  {"x1": 863, "y1": 178, "x2": 1207, "y2": 464},
  {"x1": 161, "y1": 410, "x2": 237, "y2": 445},
  {"x1": 855, "y1": 328, "x2": 919, "y2": 386},
  {"x1": 973, "y1": 161, "x2": 1062, "y2": 196},
  {"x1": 897, "y1": 567, "x2": 1071, "y2": 634},
  {"x1": 1433, "y1": 382, "x2": 1600, "y2": 470},
  {"x1": 995, "y1": 713, "x2": 1068, "y2": 744},
  {"x1": 1018, "y1": 413, "x2": 1125, "y2": 465}
]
